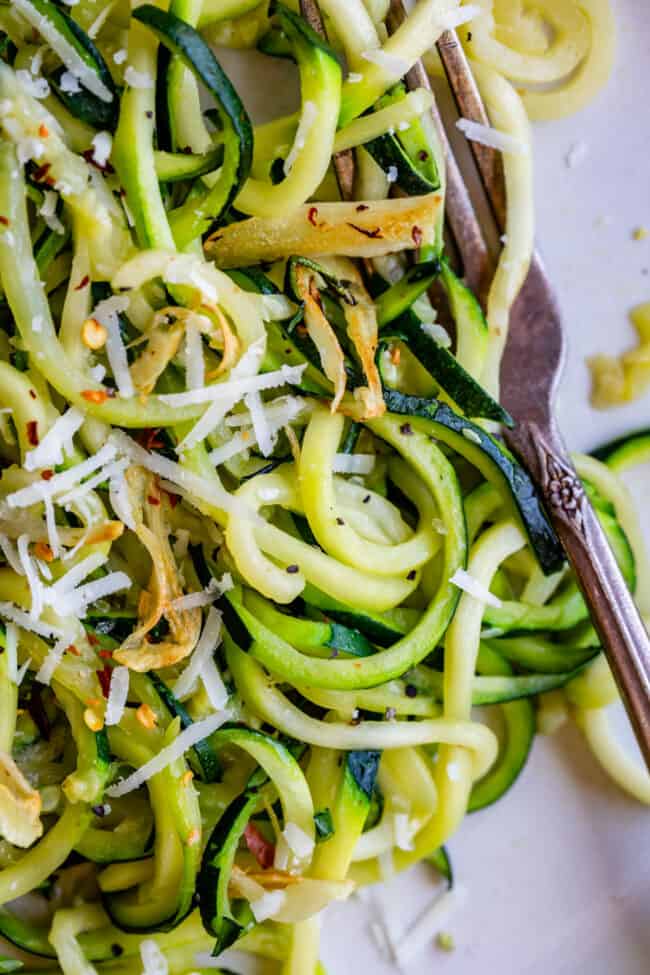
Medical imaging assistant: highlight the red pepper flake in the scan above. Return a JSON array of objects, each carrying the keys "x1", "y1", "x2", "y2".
[
  {"x1": 97, "y1": 665, "x2": 112, "y2": 698},
  {"x1": 0, "y1": 216, "x2": 9, "y2": 227},
  {"x1": 356, "y1": 204, "x2": 369, "y2": 212},
  {"x1": 74, "y1": 274, "x2": 90, "y2": 291},
  {"x1": 98, "y1": 649, "x2": 113, "y2": 660},
  {"x1": 164, "y1": 489, "x2": 180, "y2": 509},
  {"x1": 38, "y1": 124, "x2": 49, "y2": 139},
  {"x1": 87, "y1": 632, "x2": 99, "y2": 646},
  {"x1": 138, "y1": 428, "x2": 164, "y2": 451},
  {"x1": 32, "y1": 162, "x2": 51, "y2": 183},
  {"x1": 296, "y1": 323, "x2": 308, "y2": 337},
  {"x1": 147, "y1": 495, "x2": 161, "y2": 506},
  {"x1": 307, "y1": 206, "x2": 319, "y2": 226},
  {"x1": 66, "y1": 644, "x2": 81, "y2": 657},
  {"x1": 82, "y1": 148, "x2": 115, "y2": 175},
  {"x1": 411, "y1": 225, "x2": 423, "y2": 247},
  {"x1": 29, "y1": 389, "x2": 37, "y2": 400},
  {"x1": 346, "y1": 222, "x2": 383, "y2": 239},
  {"x1": 244, "y1": 822, "x2": 276, "y2": 869},
  {"x1": 41, "y1": 469, "x2": 54, "y2": 480},
  {"x1": 81, "y1": 389, "x2": 109, "y2": 404},
  {"x1": 26, "y1": 420, "x2": 39, "y2": 446}
]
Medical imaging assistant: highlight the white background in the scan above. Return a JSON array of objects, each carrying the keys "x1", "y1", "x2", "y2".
[{"x1": 220, "y1": 1, "x2": 650, "y2": 972}]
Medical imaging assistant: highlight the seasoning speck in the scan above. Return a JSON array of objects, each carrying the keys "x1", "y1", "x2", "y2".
[{"x1": 286, "y1": 564, "x2": 299, "y2": 574}]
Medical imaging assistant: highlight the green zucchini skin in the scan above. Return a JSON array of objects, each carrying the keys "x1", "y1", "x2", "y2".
[
  {"x1": 149, "y1": 674, "x2": 223, "y2": 783},
  {"x1": 301, "y1": 584, "x2": 420, "y2": 647},
  {"x1": 483, "y1": 479, "x2": 636, "y2": 632},
  {"x1": 378, "y1": 320, "x2": 512, "y2": 425},
  {"x1": 0, "y1": 908, "x2": 56, "y2": 960},
  {"x1": 154, "y1": 146, "x2": 225, "y2": 183},
  {"x1": 23, "y1": 0, "x2": 118, "y2": 130},
  {"x1": 468, "y1": 646, "x2": 536, "y2": 812},
  {"x1": 34, "y1": 224, "x2": 71, "y2": 277},
  {"x1": 591, "y1": 428, "x2": 650, "y2": 466},
  {"x1": 133, "y1": 4, "x2": 253, "y2": 246},
  {"x1": 381, "y1": 389, "x2": 564, "y2": 575},
  {"x1": 365, "y1": 132, "x2": 439, "y2": 196},
  {"x1": 426, "y1": 845, "x2": 453, "y2": 887},
  {"x1": 439, "y1": 258, "x2": 488, "y2": 380},
  {"x1": 243, "y1": 589, "x2": 376, "y2": 659},
  {"x1": 226, "y1": 266, "x2": 333, "y2": 395},
  {"x1": 374, "y1": 261, "x2": 441, "y2": 327},
  {"x1": 197, "y1": 791, "x2": 258, "y2": 950},
  {"x1": 482, "y1": 634, "x2": 599, "y2": 675}
]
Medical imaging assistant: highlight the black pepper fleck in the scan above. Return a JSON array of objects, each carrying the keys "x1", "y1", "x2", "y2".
[
  {"x1": 407, "y1": 569, "x2": 416, "y2": 581},
  {"x1": 145, "y1": 110, "x2": 153, "y2": 119},
  {"x1": 400, "y1": 423, "x2": 413, "y2": 435},
  {"x1": 336, "y1": 517, "x2": 345, "y2": 525},
  {"x1": 111, "y1": 945, "x2": 124, "y2": 958},
  {"x1": 405, "y1": 684, "x2": 417, "y2": 698},
  {"x1": 363, "y1": 494, "x2": 371, "y2": 503},
  {"x1": 286, "y1": 564, "x2": 299, "y2": 574}
]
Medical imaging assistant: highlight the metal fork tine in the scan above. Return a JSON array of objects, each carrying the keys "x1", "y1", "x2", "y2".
[
  {"x1": 436, "y1": 29, "x2": 507, "y2": 229},
  {"x1": 385, "y1": 0, "x2": 492, "y2": 298}
]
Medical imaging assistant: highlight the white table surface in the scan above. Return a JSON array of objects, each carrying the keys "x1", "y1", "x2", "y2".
[{"x1": 219, "y1": 2, "x2": 650, "y2": 971}]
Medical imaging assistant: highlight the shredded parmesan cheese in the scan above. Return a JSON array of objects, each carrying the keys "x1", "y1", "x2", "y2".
[
  {"x1": 59, "y1": 71, "x2": 81, "y2": 95},
  {"x1": 90, "y1": 131, "x2": 112, "y2": 169},
  {"x1": 92, "y1": 295, "x2": 133, "y2": 398},
  {"x1": 158, "y1": 363, "x2": 306, "y2": 408},
  {"x1": 24, "y1": 408, "x2": 84, "y2": 472},
  {"x1": 139, "y1": 939, "x2": 169, "y2": 975},
  {"x1": 173, "y1": 607, "x2": 227, "y2": 708},
  {"x1": 421, "y1": 321, "x2": 452, "y2": 348},
  {"x1": 250, "y1": 890, "x2": 286, "y2": 923},
  {"x1": 17, "y1": 534, "x2": 43, "y2": 620},
  {"x1": 38, "y1": 190, "x2": 65, "y2": 235},
  {"x1": 449, "y1": 568, "x2": 503, "y2": 608},
  {"x1": 105, "y1": 666, "x2": 130, "y2": 726},
  {"x1": 106, "y1": 711, "x2": 230, "y2": 797},
  {"x1": 456, "y1": 117, "x2": 529, "y2": 156},
  {"x1": 394, "y1": 885, "x2": 467, "y2": 966},
  {"x1": 361, "y1": 49, "x2": 410, "y2": 79},
  {"x1": 12, "y1": 0, "x2": 113, "y2": 102},
  {"x1": 15, "y1": 69, "x2": 50, "y2": 100},
  {"x1": 35, "y1": 634, "x2": 71, "y2": 686},
  {"x1": 282, "y1": 822, "x2": 315, "y2": 861},
  {"x1": 123, "y1": 66, "x2": 154, "y2": 90},
  {"x1": 7, "y1": 444, "x2": 118, "y2": 509},
  {"x1": 283, "y1": 100, "x2": 318, "y2": 175},
  {"x1": 243, "y1": 389, "x2": 273, "y2": 457}
]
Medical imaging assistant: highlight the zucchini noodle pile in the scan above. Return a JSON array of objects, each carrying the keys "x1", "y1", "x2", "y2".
[{"x1": 0, "y1": 1, "x2": 645, "y2": 975}]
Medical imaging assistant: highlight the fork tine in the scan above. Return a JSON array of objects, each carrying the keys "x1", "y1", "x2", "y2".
[
  {"x1": 436, "y1": 29, "x2": 507, "y2": 229},
  {"x1": 385, "y1": 0, "x2": 492, "y2": 298}
]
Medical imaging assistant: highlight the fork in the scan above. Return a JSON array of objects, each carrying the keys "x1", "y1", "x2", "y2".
[
  {"x1": 299, "y1": 0, "x2": 650, "y2": 766},
  {"x1": 386, "y1": 0, "x2": 650, "y2": 767}
]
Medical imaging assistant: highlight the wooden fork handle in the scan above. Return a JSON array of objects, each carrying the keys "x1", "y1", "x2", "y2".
[{"x1": 506, "y1": 420, "x2": 650, "y2": 770}]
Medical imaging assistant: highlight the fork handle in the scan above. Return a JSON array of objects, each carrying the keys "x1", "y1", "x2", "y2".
[{"x1": 506, "y1": 421, "x2": 650, "y2": 769}]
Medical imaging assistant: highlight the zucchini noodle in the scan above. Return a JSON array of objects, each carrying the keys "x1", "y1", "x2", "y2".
[{"x1": 0, "y1": 2, "x2": 643, "y2": 974}]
